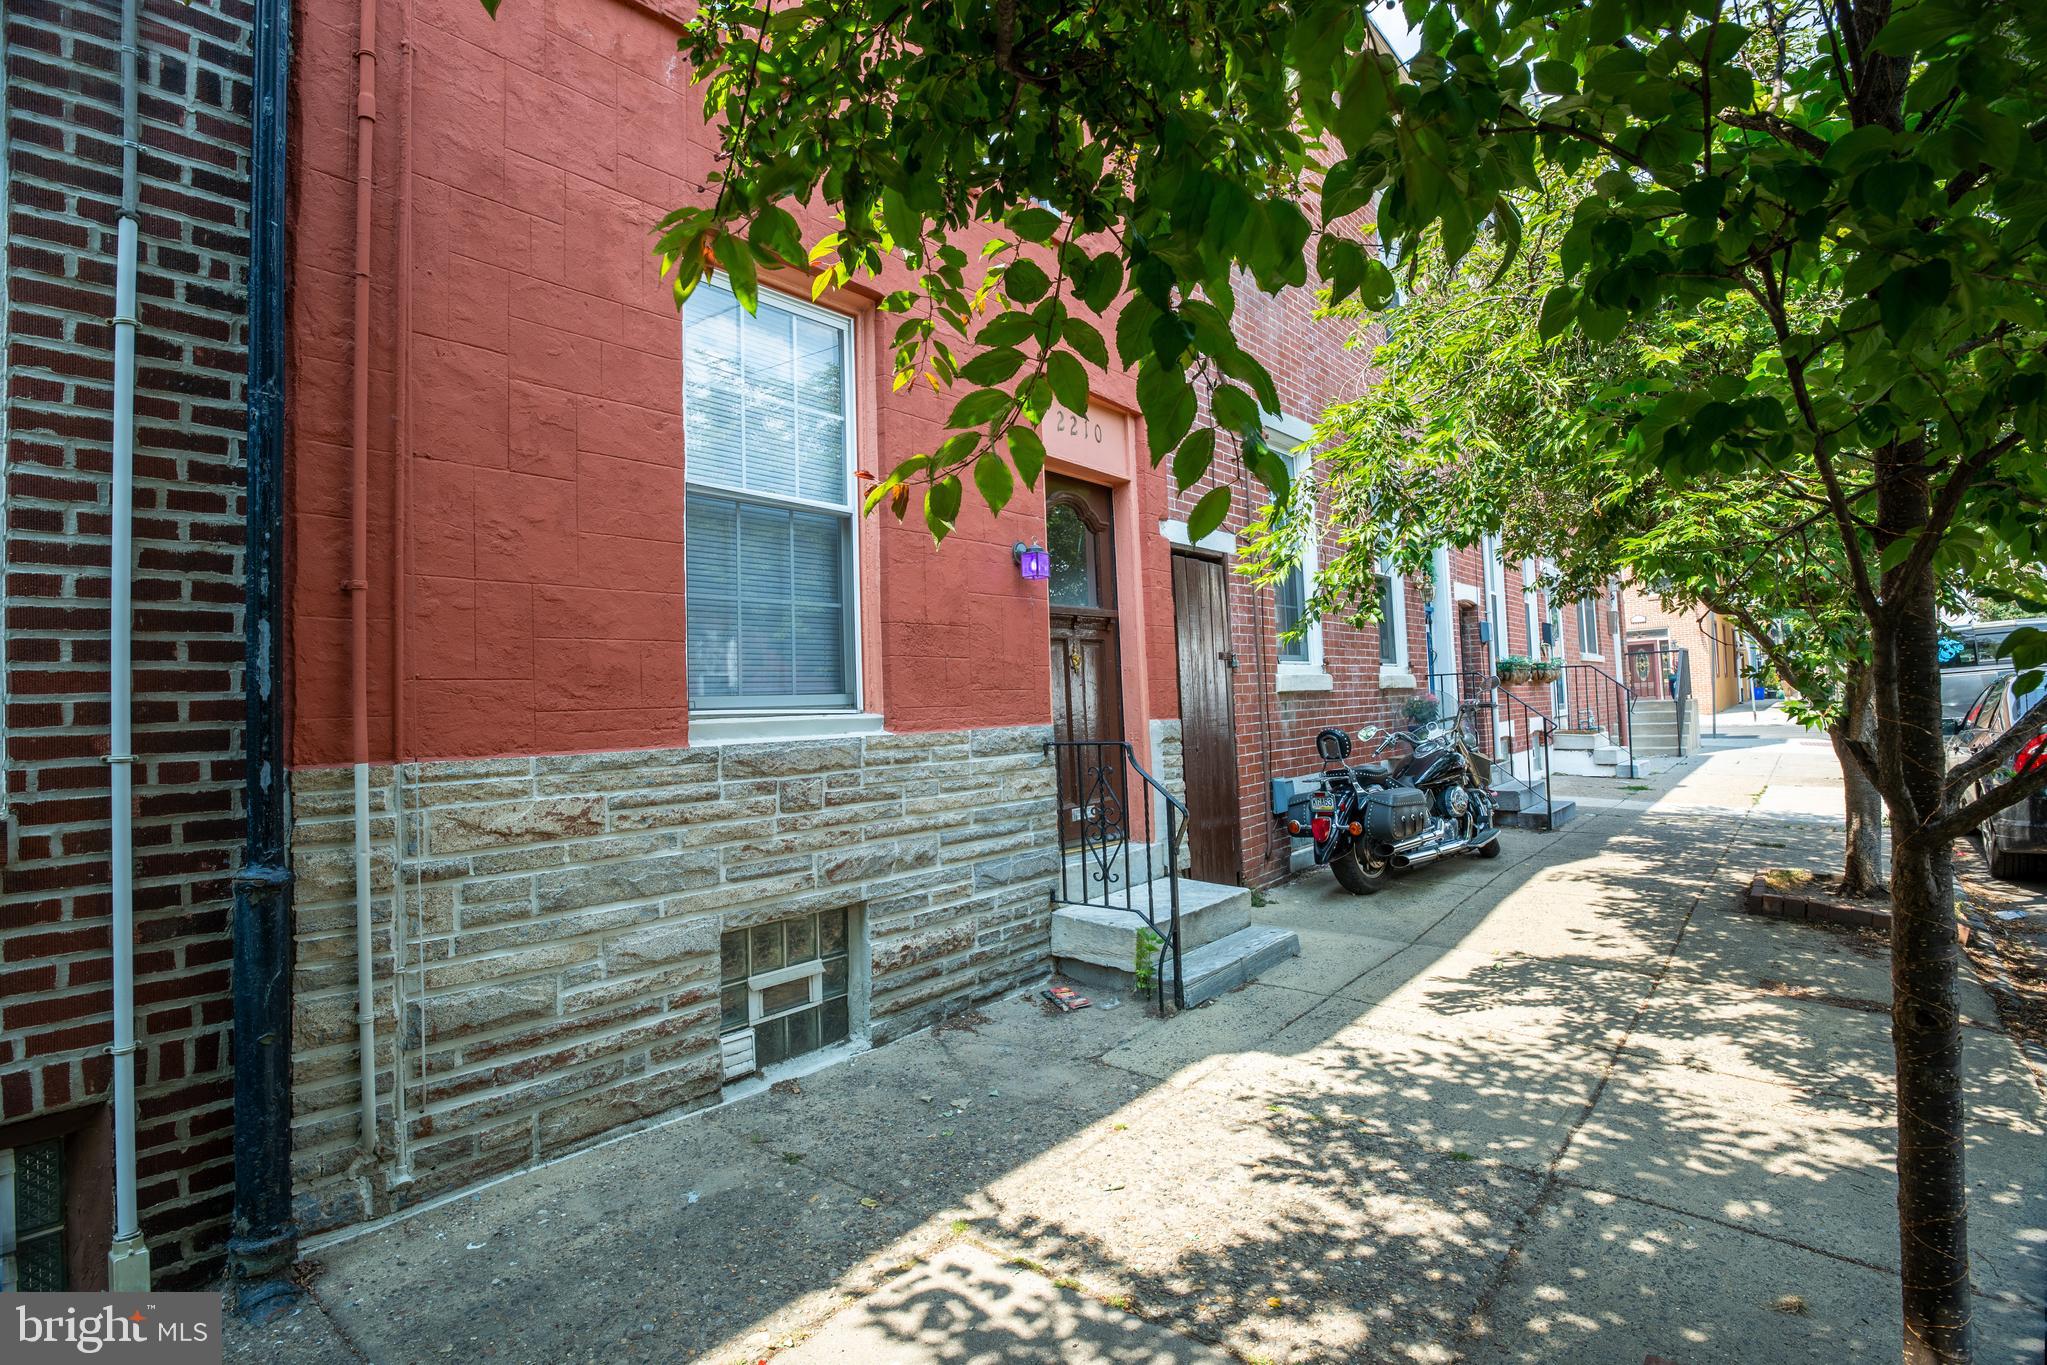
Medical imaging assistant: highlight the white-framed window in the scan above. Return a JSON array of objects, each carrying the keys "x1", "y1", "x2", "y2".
[
  {"x1": 683, "y1": 281, "x2": 859, "y2": 711},
  {"x1": 1, "y1": 1140, "x2": 66, "y2": 1292},
  {"x1": 1375, "y1": 561, "x2": 1408, "y2": 667},
  {"x1": 1269, "y1": 434, "x2": 1322, "y2": 671},
  {"x1": 1482, "y1": 534, "x2": 1509, "y2": 661},
  {"x1": 1521, "y1": 558, "x2": 1543, "y2": 658},
  {"x1": 1577, "y1": 597, "x2": 1602, "y2": 656}
]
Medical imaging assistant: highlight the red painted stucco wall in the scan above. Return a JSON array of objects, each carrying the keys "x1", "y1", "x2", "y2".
[{"x1": 286, "y1": 0, "x2": 1172, "y2": 766}]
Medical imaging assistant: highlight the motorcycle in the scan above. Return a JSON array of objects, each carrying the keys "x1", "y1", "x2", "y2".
[{"x1": 1279, "y1": 707, "x2": 1502, "y2": 895}]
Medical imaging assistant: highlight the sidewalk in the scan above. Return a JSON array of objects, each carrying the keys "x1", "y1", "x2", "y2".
[{"x1": 228, "y1": 732, "x2": 2046, "y2": 1364}]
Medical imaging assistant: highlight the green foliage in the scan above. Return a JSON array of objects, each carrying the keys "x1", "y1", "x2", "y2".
[
  {"x1": 502, "y1": 0, "x2": 2047, "y2": 793},
  {"x1": 1133, "y1": 927, "x2": 1164, "y2": 994},
  {"x1": 617, "y1": 0, "x2": 2047, "y2": 635},
  {"x1": 551, "y1": 3, "x2": 2047, "y2": 1352}
]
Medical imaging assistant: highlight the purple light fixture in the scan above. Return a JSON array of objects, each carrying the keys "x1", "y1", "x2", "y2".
[{"x1": 1013, "y1": 541, "x2": 1050, "y2": 582}]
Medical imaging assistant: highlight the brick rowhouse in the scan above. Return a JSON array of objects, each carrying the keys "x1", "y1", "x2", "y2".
[
  {"x1": 268, "y1": 0, "x2": 1634, "y2": 1243},
  {"x1": 281, "y1": 0, "x2": 1192, "y2": 1233},
  {"x1": 2, "y1": 0, "x2": 254, "y2": 1287},
  {"x1": 1178, "y1": 284, "x2": 1628, "y2": 886}
]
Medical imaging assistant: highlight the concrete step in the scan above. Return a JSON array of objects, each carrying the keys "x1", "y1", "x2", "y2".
[
  {"x1": 1050, "y1": 877, "x2": 1251, "y2": 977},
  {"x1": 1499, "y1": 797, "x2": 1576, "y2": 831},
  {"x1": 1491, "y1": 779, "x2": 1551, "y2": 813},
  {"x1": 1166, "y1": 924, "x2": 1302, "y2": 1006}
]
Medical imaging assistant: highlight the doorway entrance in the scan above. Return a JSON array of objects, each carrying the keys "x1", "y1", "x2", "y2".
[
  {"x1": 1171, "y1": 551, "x2": 1242, "y2": 885},
  {"x1": 1046, "y1": 477, "x2": 1126, "y2": 846}
]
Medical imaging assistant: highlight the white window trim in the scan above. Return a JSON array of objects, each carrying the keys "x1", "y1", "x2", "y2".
[
  {"x1": 1376, "y1": 558, "x2": 1409, "y2": 670},
  {"x1": 1521, "y1": 557, "x2": 1543, "y2": 661},
  {"x1": 1576, "y1": 598, "x2": 1603, "y2": 659},
  {"x1": 1158, "y1": 518, "x2": 1237, "y2": 554},
  {"x1": 1479, "y1": 535, "x2": 1503, "y2": 662},
  {"x1": 683, "y1": 280, "x2": 864, "y2": 715},
  {"x1": 748, "y1": 959, "x2": 825, "y2": 1025},
  {"x1": 1265, "y1": 417, "x2": 1324, "y2": 680},
  {"x1": 689, "y1": 711, "x2": 885, "y2": 746}
]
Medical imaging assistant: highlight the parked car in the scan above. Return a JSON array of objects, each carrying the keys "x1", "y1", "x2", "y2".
[
  {"x1": 1947, "y1": 673, "x2": 2047, "y2": 879},
  {"x1": 1939, "y1": 617, "x2": 2047, "y2": 729},
  {"x1": 1943, "y1": 662, "x2": 2014, "y2": 731}
]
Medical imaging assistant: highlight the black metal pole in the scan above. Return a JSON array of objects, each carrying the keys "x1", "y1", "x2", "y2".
[{"x1": 229, "y1": 0, "x2": 300, "y2": 1319}]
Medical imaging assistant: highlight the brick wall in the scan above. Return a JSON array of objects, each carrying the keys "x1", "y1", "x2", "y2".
[
  {"x1": 1621, "y1": 585, "x2": 1744, "y2": 712},
  {"x1": 1162, "y1": 270, "x2": 1620, "y2": 883},
  {"x1": 2, "y1": 0, "x2": 251, "y2": 1286},
  {"x1": 1159, "y1": 273, "x2": 1423, "y2": 886}
]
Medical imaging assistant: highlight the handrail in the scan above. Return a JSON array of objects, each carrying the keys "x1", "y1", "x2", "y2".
[
  {"x1": 1626, "y1": 642, "x2": 1694, "y2": 757},
  {"x1": 1558, "y1": 662, "x2": 1638, "y2": 777},
  {"x1": 1427, "y1": 671, "x2": 1557, "y2": 831},
  {"x1": 1043, "y1": 739, "x2": 1186, "y2": 1011}
]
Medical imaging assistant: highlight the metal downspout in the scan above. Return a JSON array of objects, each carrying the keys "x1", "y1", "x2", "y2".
[
  {"x1": 229, "y1": 0, "x2": 302, "y2": 1318},
  {"x1": 349, "y1": 0, "x2": 381, "y2": 1158},
  {"x1": 105, "y1": 0, "x2": 148, "y2": 1293}
]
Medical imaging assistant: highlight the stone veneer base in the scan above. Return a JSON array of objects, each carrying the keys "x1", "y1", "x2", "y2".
[{"x1": 286, "y1": 722, "x2": 1100, "y2": 1234}]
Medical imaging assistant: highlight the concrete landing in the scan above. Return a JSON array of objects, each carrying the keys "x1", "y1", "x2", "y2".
[
  {"x1": 1050, "y1": 877, "x2": 1250, "y2": 973},
  {"x1": 1493, "y1": 781, "x2": 1578, "y2": 831}
]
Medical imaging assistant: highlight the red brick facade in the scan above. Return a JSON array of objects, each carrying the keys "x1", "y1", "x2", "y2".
[
  {"x1": 2, "y1": 0, "x2": 251, "y2": 1287},
  {"x1": 1168, "y1": 286, "x2": 1623, "y2": 886}
]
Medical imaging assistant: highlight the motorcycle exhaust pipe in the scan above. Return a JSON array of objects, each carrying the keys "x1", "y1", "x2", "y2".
[{"x1": 1392, "y1": 835, "x2": 1473, "y2": 869}]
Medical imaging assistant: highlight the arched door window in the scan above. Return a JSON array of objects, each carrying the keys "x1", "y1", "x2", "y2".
[{"x1": 1046, "y1": 496, "x2": 1113, "y2": 609}]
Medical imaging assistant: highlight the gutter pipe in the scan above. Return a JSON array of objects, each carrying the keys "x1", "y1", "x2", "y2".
[
  {"x1": 229, "y1": 0, "x2": 302, "y2": 1317},
  {"x1": 349, "y1": 0, "x2": 381, "y2": 1156},
  {"x1": 105, "y1": 0, "x2": 148, "y2": 1293}
]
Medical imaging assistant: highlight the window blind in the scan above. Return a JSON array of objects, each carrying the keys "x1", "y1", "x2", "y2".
[{"x1": 683, "y1": 283, "x2": 855, "y2": 709}]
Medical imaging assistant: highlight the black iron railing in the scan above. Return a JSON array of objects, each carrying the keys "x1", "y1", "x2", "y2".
[
  {"x1": 1426, "y1": 671, "x2": 1557, "y2": 829},
  {"x1": 1043, "y1": 739, "x2": 1186, "y2": 1011},
  {"x1": 1621, "y1": 642, "x2": 1693, "y2": 756},
  {"x1": 1557, "y1": 663, "x2": 1638, "y2": 775}
]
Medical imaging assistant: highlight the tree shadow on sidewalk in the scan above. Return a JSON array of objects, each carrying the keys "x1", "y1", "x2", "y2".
[{"x1": 270, "y1": 804, "x2": 2045, "y2": 1365}]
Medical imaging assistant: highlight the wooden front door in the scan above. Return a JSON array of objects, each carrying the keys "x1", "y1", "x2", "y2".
[
  {"x1": 1625, "y1": 641, "x2": 1660, "y2": 692},
  {"x1": 1046, "y1": 478, "x2": 1126, "y2": 841},
  {"x1": 1171, "y1": 552, "x2": 1241, "y2": 885}
]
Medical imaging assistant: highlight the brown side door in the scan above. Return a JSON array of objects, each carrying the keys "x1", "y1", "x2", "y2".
[{"x1": 1171, "y1": 551, "x2": 1242, "y2": 885}]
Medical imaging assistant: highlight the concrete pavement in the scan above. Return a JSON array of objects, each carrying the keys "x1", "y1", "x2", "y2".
[{"x1": 227, "y1": 723, "x2": 2047, "y2": 1364}]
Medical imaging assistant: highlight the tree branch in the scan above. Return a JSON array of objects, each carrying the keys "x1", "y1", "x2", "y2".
[
  {"x1": 1718, "y1": 109, "x2": 1828, "y2": 159},
  {"x1": 1942, "y1": 691, "x2": 2047, "y2": 803},
  {"x1": 1888, "y1": 431, "x2": 2021, "y2": 602},
  {"x1": 1934, "y1": 750, "x2": 2047, "y2": 843}
]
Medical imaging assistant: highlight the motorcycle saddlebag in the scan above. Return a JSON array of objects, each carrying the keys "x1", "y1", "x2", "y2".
[{"x1": 1363, "y1": 786, "x2": 1428, "y2": 842}]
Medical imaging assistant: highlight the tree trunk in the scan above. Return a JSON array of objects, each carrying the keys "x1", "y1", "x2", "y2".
[
  {"x1": 1832, "y1": 692, "x2": 1885, "y2": 897},
  {"x1": 1876, "y1": 453, "x2": 1973, "y2": 1365}
]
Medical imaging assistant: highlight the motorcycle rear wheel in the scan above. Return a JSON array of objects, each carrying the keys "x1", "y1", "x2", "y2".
[{"x1": 1331, "y1": 844, "x2": 1388, "y2": 895}]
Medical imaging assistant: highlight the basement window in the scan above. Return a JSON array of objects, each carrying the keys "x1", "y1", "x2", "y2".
[
  {"x1": 719, "y1": 909, "x2": 852, "y2": 1077},
  {"x1": 1, "y1": 1139, "x2": 67, "y2": 1291}
]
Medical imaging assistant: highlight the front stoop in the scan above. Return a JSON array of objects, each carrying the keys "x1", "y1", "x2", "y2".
[
  {"x1": 1167, "y1": 925, "x2": 1301, "y2": 1005},
  {"x1": 1492, "y1": 777, "x2": 1578, "y2": 831},
  {"x1": 1050, "y1": 878, "x2": 1300, "y2": 1006}
]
